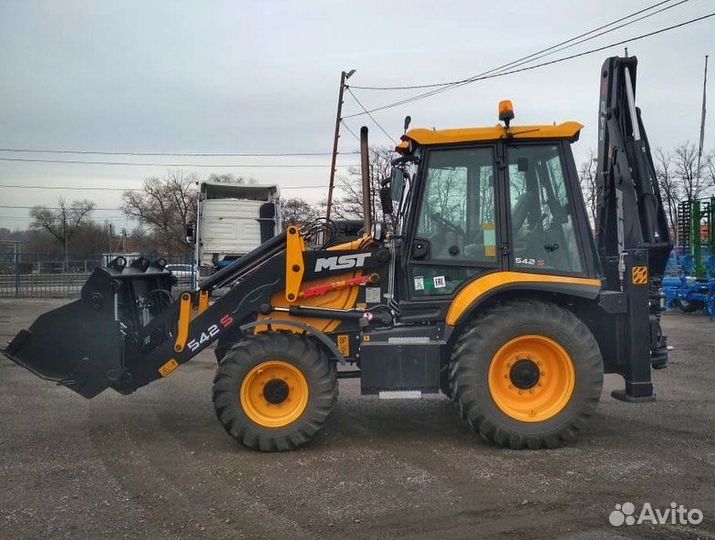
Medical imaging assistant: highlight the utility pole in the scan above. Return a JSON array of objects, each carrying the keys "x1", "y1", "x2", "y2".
[
  {"x1": 106, "y1": 221, "x2": 113, "y2": 264},
  {"x1": 326, "y1": 69, "x2": 356, "y2": 220},
  {"x1": 697, "y1": 55, "x2": 709, "y2": 173},
  {"x1": 62, "y1": 212, "x2": 69, "y2": 273}
]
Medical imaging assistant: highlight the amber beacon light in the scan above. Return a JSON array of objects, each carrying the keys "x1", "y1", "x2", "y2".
[{"x1": 498, "y1": 100, "x2": 515, "y2": 127}]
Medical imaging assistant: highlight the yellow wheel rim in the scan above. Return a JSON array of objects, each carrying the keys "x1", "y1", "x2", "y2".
[
  {"x1": 240, "y1": 360, "x2": 309, "y2": 428},
  {"x1": 488, "y1": 335, "x2": 575, "y2": 423}
]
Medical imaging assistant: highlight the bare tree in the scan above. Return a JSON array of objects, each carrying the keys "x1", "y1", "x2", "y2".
[
  {"x1": 654, "y1": 148, "x2": 680, "y2": 233},
  {"x1": 30, "y1": 198, "x2": 95, "y2": 270},
  {"x1": 281, "y1": 197, "x2": 319, "y2": 227},
  {"x1": 673, "y1": 142, "x2": 712, "y2": 201},
  {"x1": 704, "y1": 151, "x2": 715, "y2": 196},
  {"x1": 331, "y1": 146, "x2": 392, "y2": 222},
  {"x1": 122, "y1": 170, "x2": 198, "y2": 254},
  {"x1": 578, "y1": 149, "x2": 598, "y2": 226}
]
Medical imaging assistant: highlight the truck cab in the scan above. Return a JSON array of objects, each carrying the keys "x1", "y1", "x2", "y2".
[{"x1": 192, "y1": 182, "x2": 281, "y2": 288}]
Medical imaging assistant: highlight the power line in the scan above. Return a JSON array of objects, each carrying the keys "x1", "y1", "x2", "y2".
[
  {"x1": 0, "y1": 148, "x2": 359, "y2": 157},
  {"x1": 346, "y1": 87, "x2": 396, "y2": 144},
  {"x1": 0, "y1": 216, "x2": 129, "y2": 221},
  {"x1": 0, "y1": 183, "x2": 330, "y2": 191},
  {"x1": 0, "y1": 157, "x2": 358, "y2": 168},
  {"x1": 0, "y1": 205, "x2": 121, "y2": 210},
  {"x1": 344, "y1": 10, "x2": 714, "y2": 118},
  {"x1": 345, "y1": 10, "x2": 698, "y2": 116},
  {"x1": 340, "y1": 120, "x2": 361, "y2": 142},
  {"x1": 349, "y1": 0, "x2": 681, "y2": 91},
  {"x1": 487, "y1": 0, "x2": 693, "y2": 79}
]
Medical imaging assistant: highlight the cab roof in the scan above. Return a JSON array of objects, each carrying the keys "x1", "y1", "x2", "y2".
[{"x1": 396, "y1": 121, "x2": 583, "y2": 152}]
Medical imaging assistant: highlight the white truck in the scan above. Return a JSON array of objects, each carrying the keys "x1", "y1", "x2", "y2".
[{"x1": 190, "y1": 182, "x2": 281, "y2": 289}]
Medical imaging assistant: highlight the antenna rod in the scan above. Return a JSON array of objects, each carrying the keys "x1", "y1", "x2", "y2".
[{"x1": 697, "y1": 55, "x2": 709, "y2": 173}]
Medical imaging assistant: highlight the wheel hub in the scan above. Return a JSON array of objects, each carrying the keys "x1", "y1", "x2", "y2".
[
  {"x1": 487, "y1": 335, "x2": 575, "y2": 422},
  {"x1": 263, "y1": 378, "x2": 290, "y2": 404},
  {"x1": 509, "y1": 359, "x2": 540, "y2": 389},
  {"x1": 239, "y1": 360, "x2": 310, "y2": 428}
]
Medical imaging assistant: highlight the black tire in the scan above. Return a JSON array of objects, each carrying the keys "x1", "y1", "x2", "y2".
[
  {"x1": 214, "y1": 337, "x2": 234, "y2": 363},
  {"x1": 676, "y1": 298, "x2": 703, "y2": 313},
  {"x1": 450, "y1": 300, "x2": 603, "y2": 450},
  {"x1": 439, "y1": 363, "x2": 453, "y2": 398},
  {"x1": 214, "y1": 316, "x2": 252, "y2": 362},
  {"x1": 212, "y1": 332, "x2": 337, "y2": 452}
]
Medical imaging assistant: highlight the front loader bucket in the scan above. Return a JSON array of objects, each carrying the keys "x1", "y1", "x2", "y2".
[
  {"x1": 2, "y1": 257, "x2": 176, "y2": 399},
  {"x1": 4, "y1": 298, "x2": 123, "y2": 398}
]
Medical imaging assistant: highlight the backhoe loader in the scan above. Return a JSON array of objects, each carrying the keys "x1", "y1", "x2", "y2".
[{"x1": 3, "y1": 56, "x2": 672, "y2": 451}]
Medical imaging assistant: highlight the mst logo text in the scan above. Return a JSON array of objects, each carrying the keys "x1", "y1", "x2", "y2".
[{"x1": 314, "y1": 253, "x2": 371, "y2": 272}]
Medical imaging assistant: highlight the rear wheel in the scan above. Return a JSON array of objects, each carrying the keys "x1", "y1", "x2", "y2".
[
  {"x1": 212, "y1": 332, "x2": 337, "y2": 451},
  {"x1": 450, "y1": 300, "x2": 603, "y2": 449},
  {"x1": 675, "y1": 298, "x2": 703, "y2": 313}
]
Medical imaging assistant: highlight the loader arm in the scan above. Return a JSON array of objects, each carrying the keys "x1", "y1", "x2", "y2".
[{"x1": 3, "y1": 226, "x2": 389, "y2": 398}]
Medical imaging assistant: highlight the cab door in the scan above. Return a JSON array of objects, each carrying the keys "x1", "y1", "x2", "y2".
[
  {"x1": 504, "y1": 142, "x2": 588, "y2": 276},
  {"x1": 405, "y1": 145, "x2": 504, "y2": 300}
]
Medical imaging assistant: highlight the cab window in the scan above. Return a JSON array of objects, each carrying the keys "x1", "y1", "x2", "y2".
[
  {"x1": 507, "y1": 144, "x2": 583, "y2": 273},
  {"x1": 411, "y1": 147, "x2": 497, "y2": 296}
]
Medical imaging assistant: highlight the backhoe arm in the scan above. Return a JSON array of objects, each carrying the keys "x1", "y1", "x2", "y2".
[
  {"x1": 595, "y1": 55, "x2": 672, "y2": 288},
  {"x1": 594, "y1": 55, "x2": 673, "y2": 400}
]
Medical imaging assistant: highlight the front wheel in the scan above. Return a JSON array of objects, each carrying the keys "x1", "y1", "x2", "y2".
[
  {"x1": 450, "y1": 300, "x2": 603, "y2": 449},
  {"x1": 212, "y1": 332, "x2": 337, "y2": 452}
]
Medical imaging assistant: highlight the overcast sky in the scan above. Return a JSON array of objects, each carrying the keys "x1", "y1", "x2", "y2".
[{"x1": 1, "y1": 0, "x2": 714, "y2": 230}]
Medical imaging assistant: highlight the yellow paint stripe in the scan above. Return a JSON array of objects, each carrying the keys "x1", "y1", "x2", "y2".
[
  {"x1": 285, "y1": 226, "x2": 305, "y2": 303},
  {"x1": 198, "y1": 290, "x2": 210, "y2": 314},
  {"x1": 446, "y1": 271, "x2": 601, "y2": 326},
  {"x1": 174, "y1": 292, "x2": 192, "y2": 353}
]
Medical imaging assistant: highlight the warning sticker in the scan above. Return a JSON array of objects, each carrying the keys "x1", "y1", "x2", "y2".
[
  {"x1": 365, "y1": 286, "x2": 381, "y2": 303},
  {"x1": 483, "y1": 224, "x2": 496, "y2": 257},
  {"x1": 632, "y1": 266, "x2": 648, "y2": 285},
  {"x1": 433, "y1": 276, "x2": 446, "y2": 288},
  {"x1": 414, "y1": 276, "x2": 424, "y2": 291}
]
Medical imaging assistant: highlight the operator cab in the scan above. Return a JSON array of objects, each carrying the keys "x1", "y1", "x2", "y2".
[{"x1": 383, "y1": 102, "x2": 599, "y2": 312}]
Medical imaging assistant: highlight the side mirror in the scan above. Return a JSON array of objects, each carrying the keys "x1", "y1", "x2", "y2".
[
  {"x1": 390, "y1": 167, "x2": 404, "y2": 203},
  {"x1": 185, "y1": 223, "x2": 195, "y2": 244},
  {"x1": 379, "y1": 183, "x2": 394, "y2": 215}
]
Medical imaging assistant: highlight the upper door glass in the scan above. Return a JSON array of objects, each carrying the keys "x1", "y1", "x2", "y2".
[
  {"x1": 409, "y1": 147, "x2": 497, "y2": 297},
  {"x1": 416, "y1": 147, "x2": 497, "y2": 263},
  {"x1": 507, "y1": 144, "x2": 583, "y2": 273}
]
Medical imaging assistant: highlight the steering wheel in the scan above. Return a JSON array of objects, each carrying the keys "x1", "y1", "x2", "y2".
[{"x1": 430, "y1": 212, "x2": 465, "y2": 236}]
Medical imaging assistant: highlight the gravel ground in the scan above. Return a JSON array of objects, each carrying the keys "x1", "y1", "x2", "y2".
[{"x1": 1, "y1": 298, "x2": 713, "y2": 540}]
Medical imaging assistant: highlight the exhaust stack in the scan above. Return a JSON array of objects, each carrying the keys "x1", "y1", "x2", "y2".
[{"x1": 360, "y1": 126, "x2": 372, "y2": 233}]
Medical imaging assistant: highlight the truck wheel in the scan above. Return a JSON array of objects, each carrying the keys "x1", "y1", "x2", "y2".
[
  {"x1": 213, "y1": 332, "x2": 337, "y2": 451},
  {"x1": 450, "y1": 300, "x2": 603, "y2": 449},
  {"x1": 675, "y1": 298, "x2": 703, "y2": 313}
]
